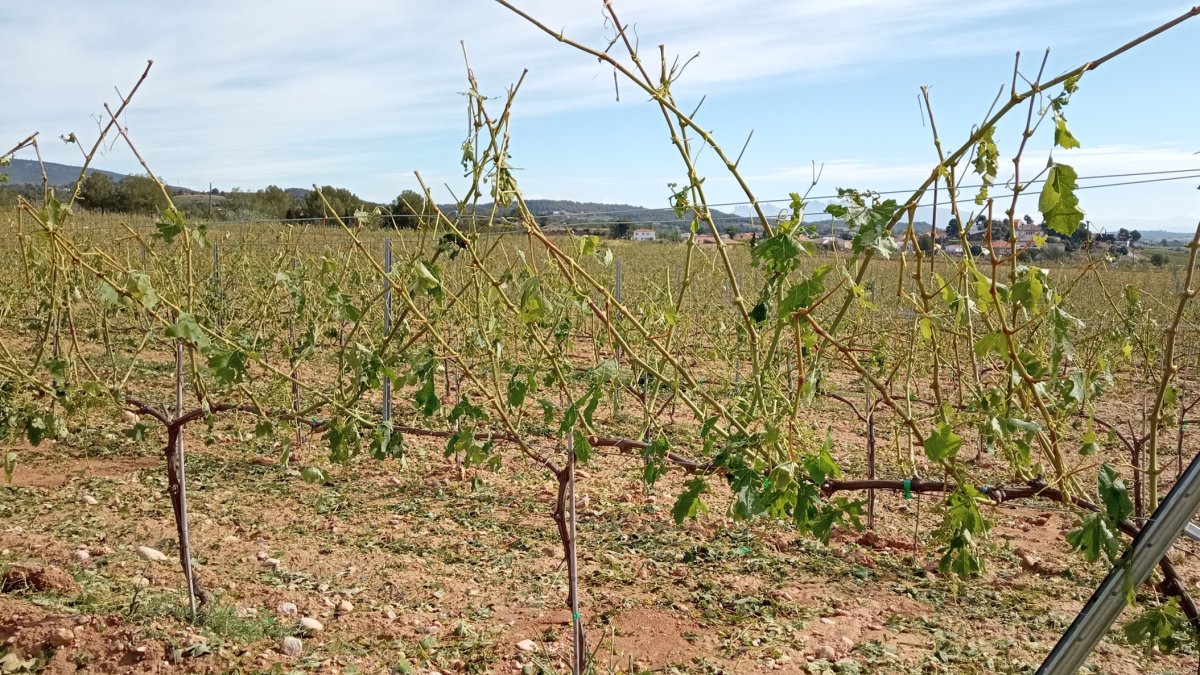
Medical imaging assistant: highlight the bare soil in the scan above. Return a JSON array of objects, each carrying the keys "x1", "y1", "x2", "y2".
[{"x1": 2, "y1": 402, "x2": 1200, "y2": 674}]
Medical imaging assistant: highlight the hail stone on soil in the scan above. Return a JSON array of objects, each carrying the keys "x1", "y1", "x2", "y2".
[
  {"x1": 136, "y1": 546, "x2": 168, "y2": 563},
  {"x1": 812, "y1": 645, "x2": 837, "y2": 661},
  {"x1": 279, "y1": 636, "x2": 303, "y2": 657},
  {"x1": 48, "y1": 628, "x2": 75, "y2": 647}
]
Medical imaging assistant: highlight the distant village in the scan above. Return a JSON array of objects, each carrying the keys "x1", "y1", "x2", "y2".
[{"x1": 610, "y1": 217, "x2": 1158, "y2": 261}]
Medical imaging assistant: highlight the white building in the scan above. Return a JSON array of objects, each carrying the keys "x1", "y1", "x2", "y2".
[{"x1": 632, "y1": 228, "x2": 656, "y2": 241}]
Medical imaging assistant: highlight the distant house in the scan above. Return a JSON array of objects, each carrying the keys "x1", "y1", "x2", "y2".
[
  {"x1": 1014, "y1": 220, "x2": 1042, "y2": 246},
  {"x1": 734, "y1": 232, "x2": 758, "y2": 243},
  {"x1": 695, "y1": 234, "x2": 722, "y2": 245},
  {"x1": 944, "y1": 243, "x2": 965, "y2": 256},
  {"x1": 632, "y1": 228, "x2": 656, "y2": 241},
  {"x1": 818, "y1": 236, "x2": 852, "y2": 251}
]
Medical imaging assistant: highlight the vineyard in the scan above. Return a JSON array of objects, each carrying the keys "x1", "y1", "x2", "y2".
[{"x1": 4, "y1": 3, "x2": 1200, "y2": 674}]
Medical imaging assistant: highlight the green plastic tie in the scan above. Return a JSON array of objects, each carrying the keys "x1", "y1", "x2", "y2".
[
  {"x1": 902, "y1": 478, "x2": 912, "y2": 500},
  {"x1": 572, "y1": 612, "x2": 581, "y2": 622}
]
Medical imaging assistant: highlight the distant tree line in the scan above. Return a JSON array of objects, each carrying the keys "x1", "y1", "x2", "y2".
[
  {"x1": 19, "y1": 173, "x2": 438, "y2": 229},
  {"x1": 944, "y1": 213, "x2": 1142, "y2": 255},
  {"x1": 222, "y1": 186, "x2": 434, "y2": 228}
]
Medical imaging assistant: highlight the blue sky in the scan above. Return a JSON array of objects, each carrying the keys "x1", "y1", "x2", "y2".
[{"x1": 4, "y1": 1, "x2": 1199, "y2": 230}]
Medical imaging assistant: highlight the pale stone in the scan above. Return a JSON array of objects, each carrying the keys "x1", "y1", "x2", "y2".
[
  {"x1": 279, "y1": 636, "x2": 302, "y2": 656},
  {"x1": 48, "y1": 628, "x2": 75, "y2": 647},
  {"x1": 136, "y1": 546, "x2": 168, "y2": 563}
]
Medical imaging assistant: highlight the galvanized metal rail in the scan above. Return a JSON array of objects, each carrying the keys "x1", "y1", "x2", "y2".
[{"x1": 1038, "y1": 450, "x2": 1200, "y2": 673}]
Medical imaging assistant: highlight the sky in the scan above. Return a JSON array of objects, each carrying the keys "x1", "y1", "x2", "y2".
[{"x1": 4, "y1": 1, "x2": 1199, "y2": 231}]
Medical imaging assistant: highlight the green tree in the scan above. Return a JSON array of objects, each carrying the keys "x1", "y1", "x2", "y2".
[
  {"x1": 1130, "y1": 230, "x2": 1142, "y2": 244},
  {"x1": 79, "y1": 173, "x2": 116, "y2": 212},
  {"x1": 256, "y1": 186, "x2": 297, "y2": 219},
  {"x1": 389, "y1": 190, "x2": 429, "y2": 229},
  {"x1": 1150, "y1": 252, "x2": 1169, "y2": 267},
  {"x1": 917, "y1": 233, "x2": 935, "y2": 253},
  {"x1": 115, "y1": 175, "x2": 168, "y2": 214},
  {"x1": 611, "y1": 221, "x2": 632, "y2": 239},
  {"x1": 945, "y1": 218, "x2": 960, "y2": 238},
  {"x1": 300, "y1": 186, "x2": 362, "y2": 221}
]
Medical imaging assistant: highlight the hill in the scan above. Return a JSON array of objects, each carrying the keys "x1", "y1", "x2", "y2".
[
  {"x1": 0, "y1": 158, "x2": 193, "y2": 193},
  {"x1": 448, "y1": 199, "x2": 754, "y2": 230}
]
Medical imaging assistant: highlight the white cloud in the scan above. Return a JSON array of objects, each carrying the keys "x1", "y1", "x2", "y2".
[
  {"x1": 734, "y1": 144, "x2": 1200, "y2": 230},
  {"x1": 1, "y1": 0, "x2": 1185, "y2": 207}
]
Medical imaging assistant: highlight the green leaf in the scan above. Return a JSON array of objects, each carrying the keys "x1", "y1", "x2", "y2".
[
  {"x1": 165, "y1": 313, "x2": 210, "y2": 351},
  {"x1": 591, "y1": 359, "x2": 619, "y2": 383},
  {"x1": 98, "y1": 280, "x2": 121, "y2": 307},
  {"x1": 778, "y1": 266, "x2": 831, "y2": 318},
  {"x1": 1011, "y1": 271, "x2": 1045, "y2": 310},
  {"x1": 572, "y1": 428, "x2": 591, "y2": 464},
  {"x1": 207, "y1": 348, "x2": 248, "y2": 387},
  {"x1": 519, "y1": 277, "x2": 552, "y2": 324},
  {"x1": 1080, "y1": 430, "x2": 1100, "y2": 456},
  {"x1": 973, "y1": 331, "x2": 1008, "y2": 360},
  {"x1": 153, "y1": 207, "x2": 187, "y2": 244},
  {"x1": 124, "y1": 273, "x2": 158, "y2": 308},
  {"x1": 972, "y1": 127, "x2": 1000, "y2": 205},
  {"x1": 672, "y1": 478, "x2": 709, "y2": 524},
  {"x1": 640, "y1": 437, "x2": 669, "y2": 486},
  {"x1": 25, "y1": 414, "x2": 47, "y2": 446},
  {"x1": 749, "y1": 301, "x2": 768, "y2": 324},
  {"x1": 1039, "y1": 163, "x2": 1086, "y2": 236},
  {"x1": 301, "y1": 466, "x2": 329, "y2": 484},
  {"x1": 414, "y1": 371, "x2": 439, "y2": 416},
  {"x1": 370, "y1": 422, "x2": 405, "y2": 460},
  {"x1": 1124, "y1": 599, "x2": 1187, "y2": 655},
  {"x1": 506, "y1": 377, "x2": 527, "y2": 408},
  {"x1": 1066, "y1": 512, "x2": 1120, "y2": 563},
  {"x1": 581, "y1": 385, "x2": 601, "y2": 427},
  {"x1": 4, "y1": 451, "x2": 17, "y2": 483},
  {"x1": 448, "y1": 395, "x2": 487, "y2": 424},
  {"x1": 804, "y1": 430, "x2": 842, "y2": 484},
  {"x1": 923, "y1": 423, "x2": 963, "y2": 463},
  {"x1": 414, "y1": 261, "x2": 441, "y2": 290},
  {"x1": 1054, "y1": 116, "x2": 1081, "y2": 149},
  {"x1": 324, "y1": 418, "x2": 361, "y2": 463},
  {"x1": 392, "y1": 655, "x2": 416, "y2": 674},
  {"x1": 1098, "y1": 464, "x2": 1133, "y2": 523},
  {"x1": 751, "y1": 233, "x2": 801, "y2": 274}
]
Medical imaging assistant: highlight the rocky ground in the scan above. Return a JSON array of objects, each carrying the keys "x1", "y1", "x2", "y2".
[{"x1": 2, "y1": 409, "x2": 1200, "y2": 674}]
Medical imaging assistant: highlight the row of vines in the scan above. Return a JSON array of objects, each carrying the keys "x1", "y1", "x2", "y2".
[{"x1": 3, "y1": 3, "x2": 1200, "y2": 670}]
